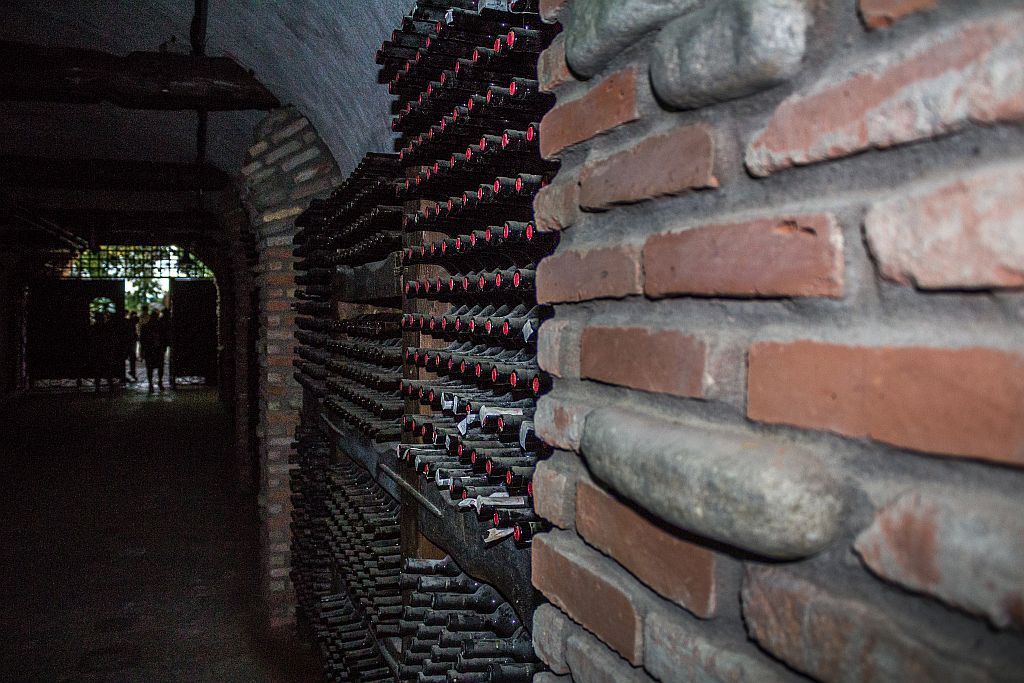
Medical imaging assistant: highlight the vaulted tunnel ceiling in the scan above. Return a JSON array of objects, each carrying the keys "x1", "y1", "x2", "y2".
[{"x1": 0, "y1": 0, "x2": 411, "y2": 175}]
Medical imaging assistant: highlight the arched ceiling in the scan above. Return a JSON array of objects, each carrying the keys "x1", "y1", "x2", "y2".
[{"x1": 0, "y1": 0, "x2": 411, "y2": 175}]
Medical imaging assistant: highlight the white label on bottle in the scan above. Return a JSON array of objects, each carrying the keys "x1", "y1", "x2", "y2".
[
  {"x1": 445, "y1": 8, "x2": 455, "y2": 24},
  {"x1": 441, "y1": 393, "x2": 456, "y2": 411},
  {"x1": 522, "y1": 319, "x2": 534, "y2": 342},
  {"x1": 483, "y1": 527, "x2": 515, "y2": 544},
  {"x1": 457, "y1": 414, "x2": 472, "y2": 435}
]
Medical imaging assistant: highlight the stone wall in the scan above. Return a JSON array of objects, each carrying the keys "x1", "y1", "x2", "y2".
[
  {"x1": 530, "y1": 0, "x2": 1024, "y2": 681},
  {"x1": 236, "y1": 106, "x2": 342, "y2": 631}
]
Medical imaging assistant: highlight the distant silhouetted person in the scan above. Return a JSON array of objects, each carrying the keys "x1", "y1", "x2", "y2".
[
  {"x1": 91, "y1": 312, "x2": 119, "y2": 393},
  {"x1": 140, "y1": 311, "x2": 166, "y2": 392},
  {"x1": 126, "y1": 311, "x2": 140, "y2": 381},
  {"x1": 159, "y1": 310, "x2": 173, "y2": 389}
]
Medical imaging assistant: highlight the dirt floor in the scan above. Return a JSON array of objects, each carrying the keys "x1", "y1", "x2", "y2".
[{"x1": 0, "y1": 387, "x2": 322, "y2": 682}]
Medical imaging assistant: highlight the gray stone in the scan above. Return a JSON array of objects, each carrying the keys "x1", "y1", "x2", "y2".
[
  {"x1": 565, "y1": 0, "x2": 702, "y2": 78},
  {"x1": 565, "y1": 627, "x2": 654, "y2": 683},
  {"x1": 253, "y1": 187, "x2": 288, "y2": 212},
  {"x1": 533, "y1": 604, "x2": 575, "y2": 674},
  {"x1": 854, "y1": 489, "x2": 1024, "y2": 630},
  {"x1": 644, "y1": 602, "x2": 788, "y2": 683},
  {"x1": 579, "y1": 407, "x2": 847, "y2": 559},
  {"x1": 651, "y1": 0, "x2": 808, "y2": 110}
]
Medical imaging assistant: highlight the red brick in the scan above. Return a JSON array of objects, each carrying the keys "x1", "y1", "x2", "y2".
[
  {"x1": 265, "y1": 299, "x2": 292, "y2": 312},
  {"x1": 539, "y1": 34, "x2": 574, "y2": 93},
  {"x1": 742, "y1": 567, "x2": 995, "y2": 682},
  {"x1": 579, "y1": 125, "x2": 717, "y2": 210},
  {"x1": 532, "y1": 450, "x2": 587, "y2": 528},
  {"x1": 854, "y1": 489, "x2": 1024, "y2": 629},
  {"x1": 747, "y1": 13, "x2": 1024, "y2": 176},
  {"x1": 537, "y1": 319, "x2": 582, "y2": 379},
  {"x1": 644, "y1": 214, "x2": 844, "y2": 298},
  {"x1": 534, "y1": 174, "x2": 579, "y2": 232},
  {"x1": 747, "y1": 341, "x2": 1024, "y2": 465},
  {"x1": 260, "y1": 271, "x2": 297, "y2": 286},
  {"x1": 864, "y1": 164, "x2": 1024, "y2": 289},
  {"x1": 532, "y1": 530, "x2": 648, "y2": 664},
  {"x1": 535, "y1": 395, "x2": 592, "y2": 452},
  {"x1": 539, "y1": 0, "x2": 569, "y2": 22},
  {"x1": 540, "y1": 68, "x2": 640, "y2": 158},
  {"x1": 537, "y1": 245, "x2": 642, "y2": 303},
  {"x1": 580, "y1": 326, "x2": 708, "y2": 398},
  {"x1": 859, "y1": 0, "x2": 937, "y2": 29},
  {"x1": 576, "y1": 480, "x2": 718, "y2": 618}
]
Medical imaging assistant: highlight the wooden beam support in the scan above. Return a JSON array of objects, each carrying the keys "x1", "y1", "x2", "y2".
[
  {"x1": 0, "y1": 40, "x2": 279, "y2": 111},
  {"x1": 0, "y1": 156, "x2": 230, "y2": 191}
]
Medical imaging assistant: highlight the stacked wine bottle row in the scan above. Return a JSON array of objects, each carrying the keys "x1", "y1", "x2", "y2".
[
  {"x1": 290, "y1": 430, "x2": 401, "y2": 682},
  {"x1": 384, "y1": 0, "x2": 556, "y2": 555},
  {"x1": 293, "y1": 154, "x2": 406, "y2": 441},
  {"x1": 391, "y1": 557, "x2": 543, "y2": 682}
]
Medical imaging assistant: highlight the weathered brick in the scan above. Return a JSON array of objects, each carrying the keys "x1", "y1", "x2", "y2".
[
  {"x1": 247, "y1": 140, "x2": 269, "y2": 158},
  {"x1": 270, "y1": 117, "x2": 309, "y2": 144},
  {"x1": 532, "y1": 530, "x2": 649, "y2": 664},
  {"x1": 537, "y1": 245, "x2": 642, "y2": 303},
  {"x1": 564, "y1": 0, "x2": 700, "y2": 77},
  {"x1": 644, "y1": 214, "x2": 844, "y2": 298},
  {"x1": 261, "y1": 206, "x2": 304, "y2": 223},
  {"x1": 533, "y1": 604, "x2": 575, "y2": 674},
  {"x1": 263, "y1": 139, "x2": 302, "y2": 165},
  {"x1": 576, "y1": 479, "x2": 717, "y2": 617},
  {"x1": 540, "y1": 68, "x2": 639, "y2": 158},
  {"x1": 291, "y1": 175, "x2": 336, "y2": 201},
  {"x1": 742, "y1": 567, "x2": 996, "y2": 682},
  {"x1": 281, "y1": 147, "x2": 321, "y2": 173},
  {"x1": 644, "y1": 602, "x2": 788, "y2": 683},
  {"x1": 240, "y1": 160, "x2": 263, "y2": 177},
  {"x1": 651, "y1": 0, "x2": 808, "y2": 110},
  {"x1": 580, "y1": 326, "x2": 708, "y2": 398},
  {"x1": 564, "y1": 628, "x2": 654, "y2": 683},
  {"x1": 859, "y1": 0, "x2": 937, "y2": 29},
  {"x1": 864, "y1": 164, "x2": 1024, "y2": 289},
  {"x1": 747, "y1": 341, "x2": 1024, "y2": 466},
  {"x1": 534, "y1": 174, "x2": 579, "y2": 232},
  {"x1": 535, "y1": 395, "x2": 592, "y2": 452},
  {"x1": 746, "y1": 13, "x2": 1024, "y2": 176},
  {"x1": 854, "y1": 489, "x2": 1024, "y2": 629},
  {"x1": 537, "y1": 319, "x2": 582, "y2": 379},
  {"x1": 580, "y1": 407, "x2": 848, "y2": 559},
  {"x1": 579, "y1": 124, "x2": 717, "y2": 210},
  {"x1": 533, "y1": 449, "x2": 587, "y2": 529},
  {"x1": 539, "y1": 34, "x2": 574, "y2": 93}
]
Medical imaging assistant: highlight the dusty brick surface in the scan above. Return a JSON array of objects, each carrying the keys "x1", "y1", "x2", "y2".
[
  {"x1": 533, "y1": 450, "x2": 587, "y2": 529},
  {"x1": 747, "y1": 13, "x2": 1024, "y2": 176},
  {"x1": 748, "y1": 341, "x2": 1024, "y2": 465},
  {"x1": 532, "y1": 530, "x2": 650, "y2": 665},
  {"x1": 860, "y1": 0, "x2": 938, "y2": 29},
  {"x1": 539, "y1": 34, "x2": 574, "y2": 93},
  {"x1": 864, "y1": 164, "x2": 1024, "y2": 289},
  {"x1": 540, "y1": 68, "x2": 640, "y2": 158},
  {"x1": 535, "y1": 394, "x2": 592, "y2": 452},
  {"x1": 580, "y1": 326, "x2": 708, "y2": 397},
  {"x1": 579, "y1": 124, "x2": 717, "y2": 209},
  {"x1": 854, "y1": 489, "x2": 1024, "y2": 629},
  {"x1": 533, "y1": 604, "x2": 575, "y2": 674},
  {"x1": 644, "y1": 213, "x2": 844, "y2": 298},
  {"x1": 537, "y1": 245, "x2": 643, "y2": 303},
  {"x1": 534, "y1": 174, "x2": 580, "y2": 232},
  {"x1": 576, "y1": 479, "x2": 718, "y2": 617},
  {"x1": 537, "y1": 319, "x2": 582, "y2": 379}
]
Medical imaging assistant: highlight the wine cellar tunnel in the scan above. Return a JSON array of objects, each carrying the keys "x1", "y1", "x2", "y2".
[{"x1": 1, "y1": 1, "x2": 1023, "y2": 682}]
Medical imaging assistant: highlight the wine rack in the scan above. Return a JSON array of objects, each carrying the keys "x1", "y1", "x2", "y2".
[{"x1": 291, "y1": 1, "x2": 558, "y2": 680}]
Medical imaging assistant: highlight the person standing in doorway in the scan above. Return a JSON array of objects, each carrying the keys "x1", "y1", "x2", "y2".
[
  {"x1": 158, "y1": 309, "x2": 173, "y2": 389},
  {"x1": 139, "y1": 310, "x2": 165, "y2": 392},
  {"x1": 126, "y1": 311, "x2": 139, "y2": 382}
]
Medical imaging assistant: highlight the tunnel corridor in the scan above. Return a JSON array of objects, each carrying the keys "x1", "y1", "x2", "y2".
[{"x1": 0, "y1": 388, "x2": 319, "y2": 681}]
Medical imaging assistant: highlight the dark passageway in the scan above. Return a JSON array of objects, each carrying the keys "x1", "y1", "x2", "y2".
[{"x1": 0, "y1": 389, "x2": 320, "y2": 682}]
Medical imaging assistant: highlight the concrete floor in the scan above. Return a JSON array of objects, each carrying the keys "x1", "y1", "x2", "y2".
[{"x1": 0, "y1": 388, "x2": 322, "y2": 682}]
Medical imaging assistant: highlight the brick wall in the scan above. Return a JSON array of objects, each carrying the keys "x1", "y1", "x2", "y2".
[
  {"x1": 236, "y1": 106, "x2": 342, "y2": 631},
  {"x1": 531, "y1": 1, "x2": 1024, "y2": 681}
]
